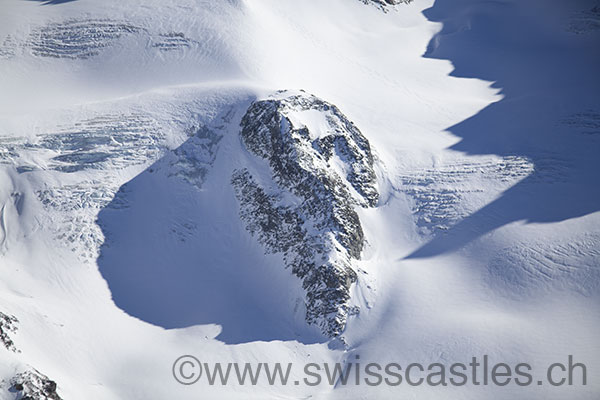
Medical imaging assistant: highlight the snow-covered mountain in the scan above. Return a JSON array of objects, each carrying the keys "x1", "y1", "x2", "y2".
[{"x1": 0, "y1": 0, "x2": 599, "y2": 399}]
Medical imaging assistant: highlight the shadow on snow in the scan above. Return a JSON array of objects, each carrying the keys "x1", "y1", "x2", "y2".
[
  {"x1": 407, "y1": 0, "x2": 600, "y2": 258},
  {"x1": 96, "y1": 104, "x2": 324, "y2": 345}
]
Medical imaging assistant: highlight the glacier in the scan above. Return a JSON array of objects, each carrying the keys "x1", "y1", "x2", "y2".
[{"x1": 0, "y1": 0, "x2": 599, "y2": 399}]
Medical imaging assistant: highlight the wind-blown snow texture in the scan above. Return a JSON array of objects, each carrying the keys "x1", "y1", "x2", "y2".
[{"x1": 0, "y1": 0, "x2": 599, "y2": 399}]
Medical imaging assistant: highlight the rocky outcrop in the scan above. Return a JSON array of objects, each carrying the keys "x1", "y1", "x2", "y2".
[
  {"x1": 360, "y1": 0, "x2": 413, "y2": 11},
  {"x1": 8, "y1": 369, "x2": 62, "y2": 400},
  {"x1": 232, "y1": 92, "x2": 378, "y2": 337},
  {"x1": 0, "y1": 312, "x2": 18, "y2": 352},
  {"x1": 380, "y1": 0, "x2": 412, "y2": 4}
]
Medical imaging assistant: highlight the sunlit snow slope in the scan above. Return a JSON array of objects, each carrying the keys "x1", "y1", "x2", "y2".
[{"x1": 0, "y1": 0, "x2": 599, "y2": 399}]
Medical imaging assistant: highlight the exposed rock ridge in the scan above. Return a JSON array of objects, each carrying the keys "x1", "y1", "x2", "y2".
[
  {"x1": 232, "y1": 92, "x2": 378, "y2": 337},
  {"x1": 360, "y1": 0, "x2": 413, "y2": 12},
  {"x1": 8, "y1": 369, "x2": 63, "y2": 400},
  {"x1": 0, "y1": 311, "x2": 18, "y2": 352}
]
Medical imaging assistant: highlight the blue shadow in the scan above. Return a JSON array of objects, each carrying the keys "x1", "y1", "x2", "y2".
[
  {"x1": 96, "y1": 106, "x2": 324, "y2": 345},
  {"x1": 407, "y1": 0, "x2": 600, "y2": 258}
]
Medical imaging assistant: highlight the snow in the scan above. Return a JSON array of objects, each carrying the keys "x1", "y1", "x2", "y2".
[{"x1": 0, "y1": 0, "x2": 599, "y2": 399}]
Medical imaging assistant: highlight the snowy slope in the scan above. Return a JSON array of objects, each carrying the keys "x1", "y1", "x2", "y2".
[{"x1": 0, "y1": 0, "x2": 599, "y2": 399}]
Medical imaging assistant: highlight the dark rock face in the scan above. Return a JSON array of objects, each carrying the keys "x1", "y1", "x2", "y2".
[
  {"x1": 360, "y1": 0, "x2": 413, "y2": 10},
  {"x1": 232, "y1": 92, "x2": 378, "y2": 337},
  {"x1": 9, "y1": 369, "x2": 62, "y2": 400},
  {"x1": 0, "y1": 312, "x2": 18, "y2": 352}
]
